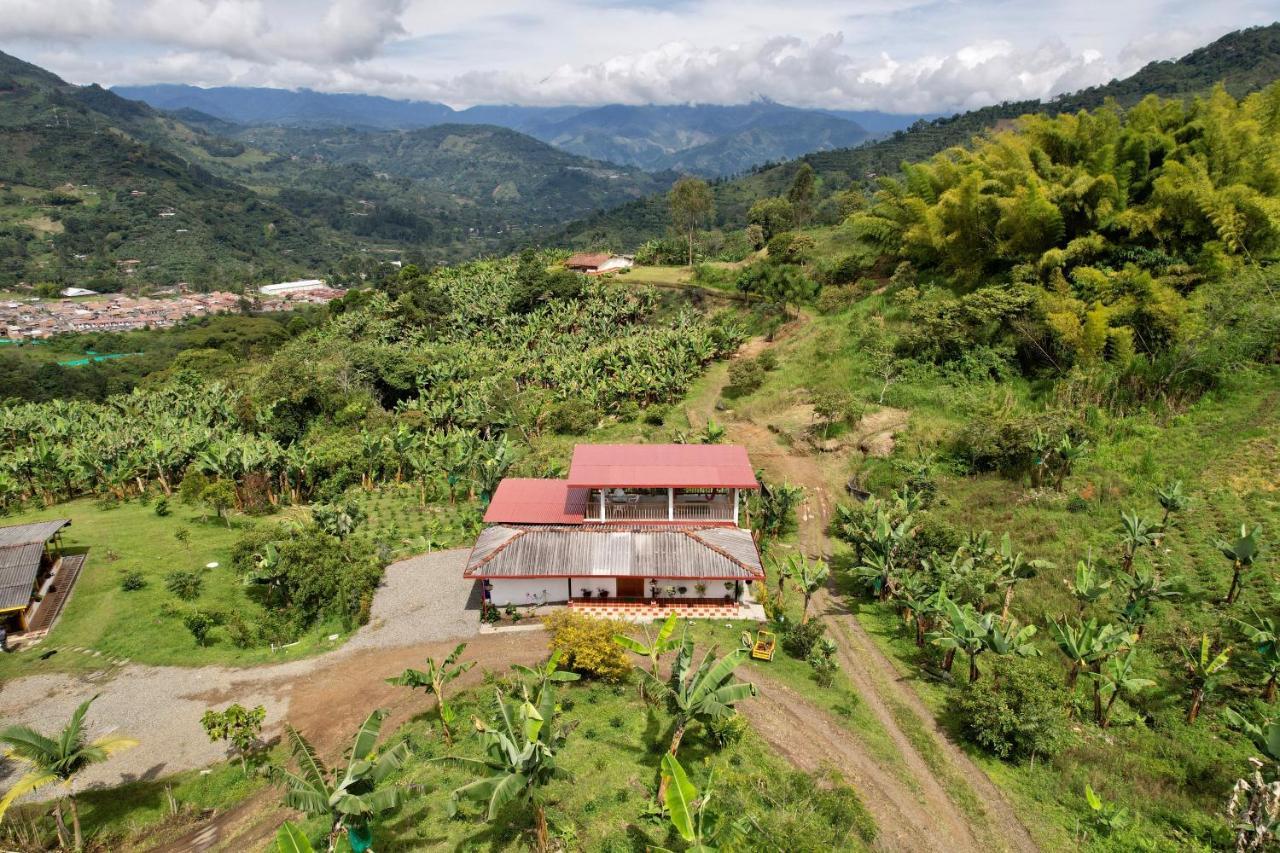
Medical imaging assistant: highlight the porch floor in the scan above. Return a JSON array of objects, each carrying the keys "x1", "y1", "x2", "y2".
[{"x1": 568, "y1": 597, "x2": 765, "y2": 621}]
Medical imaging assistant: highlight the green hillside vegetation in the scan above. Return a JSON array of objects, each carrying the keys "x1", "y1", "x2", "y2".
[{"x1": 560, "y1": 23, "x2": 1280, "y2": 252}]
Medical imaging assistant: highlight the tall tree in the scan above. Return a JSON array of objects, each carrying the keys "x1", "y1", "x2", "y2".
[
  {"x1": 0, "y1": 696, "x2": 137, "y2": 852},
  {"x1": 787, "y1": 163, "x2": 817, "y2": 228},
  {"x1": 668, "y1": 177, "x2": 715, "y2": 267},
  {"x1": 781, "y1": 553, "x2": 830, "y2": 623}
]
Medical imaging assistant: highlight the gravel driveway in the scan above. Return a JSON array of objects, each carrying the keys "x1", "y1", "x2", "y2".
[{"x1": 0, "y1": 549, "x2": 484, "y2": 793}]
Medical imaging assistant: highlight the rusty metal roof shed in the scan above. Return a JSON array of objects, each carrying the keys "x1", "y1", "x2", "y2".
[
  {"x1": 565, "y1": 444, "x2": 758, "y2": 489},
  {"x1": 464, "y1": 524, "x2": 763, "y2": 580}
]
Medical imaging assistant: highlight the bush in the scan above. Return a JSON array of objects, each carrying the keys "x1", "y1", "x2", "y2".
[
  {"x1": 546, "y1": 400, "x2": 598, "y2": 435},
  {"x1": 755, "y1": 350, "x2": 778, "y2": 372},
  {"x1": 707, "y1": 711, "x2": 749, "y2": 747},
  {"x1": 543, "y1": 611, "x2": 633, "y2": 681},
  {"x1": 725, "y1": 358, "x2": 764, "y2": 396},
  {"x1": 153, "y1": 498, "x2": 170, "y2": 517},
  {"x1": 949, "y1": 657, "x2": 1071, "y2": 761},
  {"x1": 183, "y1": 610, "x2": 217, "y2": 646},
  {"x1": 119, "y1": 571, "x2": 147, "y2": 592},
  {"x1": 165, "y1": 570, "x2": 204, "y2": 600},
  {"x1": 779, "y1": 617, "x2": 827, "y2": 660},
  {"x1": 642, "y1": 405, "x2": 668, "y2": 426},
  {"x1": 817, "y1": 284, "x2": 860, "y2": 314}
]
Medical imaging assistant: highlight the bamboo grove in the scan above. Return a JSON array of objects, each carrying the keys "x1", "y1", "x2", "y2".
[
  {"x1": 0, "y1": 259, "x2": 746, "y2": 510},
  {"x1": 848, "y1": 83, "x2": 1280, "y2": 393}
]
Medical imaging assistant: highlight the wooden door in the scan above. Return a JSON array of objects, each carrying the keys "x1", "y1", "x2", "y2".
[{"x1": 616, "y1": 577, "x2": 645, "y2": 599}]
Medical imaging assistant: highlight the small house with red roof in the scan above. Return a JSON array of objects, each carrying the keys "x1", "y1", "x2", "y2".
[{"x1": 466, "y1": 444, "x2": 764, "y2": 612}]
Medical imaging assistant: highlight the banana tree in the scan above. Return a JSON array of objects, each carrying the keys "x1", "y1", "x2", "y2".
[
  {"x1": 511, "y1": 649, "x2": 581, "y2": 703},
  {"x1": 615, "y1": 612, "x2": 683, "y2": 677},
  {"x1": 644, "y1": 635, "x2": 757, "y2": 803},
  {"x1": 1217, "y1": 523, "x2": 1263, "y2": 606},
  {"x1": 0, "y1": 696, "x2": 137, "y2": 852},
  {"x1": 654, "y1": 754, "x2": 749, "y2": 853},
  {"x1": 436, "y1": 688, "x2": 571, "y2": 853},
  {"x1": 781, "y1": 554, "x2": 830, "y2": 623},
  {"x1": 930, "y1": 599, "x2": 988, "y2": 682},
  {"x1": 1093, "y1": 652, "x2": 1155, "y2": 727},
  {"x1": 1223, "y1": 707, "x2": 1280, "y2": 764},
  {"x1": 994, "y1": 533, "x2": 1052, "y2": 622},
  {"x1": 1182, "y1": 634, "x2": 1231, "y2": 723},
  {"x1": 244, "y1": 541, "x2": 288, "y2": 606},
  {"x1": 1236, "y1": 615, "x2": 1280, "y2": 702},
  {"x1": 1119, "y1": 510, "x2": 1161, "y2": 574},
  {"x1": 1065, "y1": 555, "x2": 1113, "y2": 613},
  {"x1": 387, "y1": 643, "x2": 475, "y2": 744},
  {"x1": 1156, "y1": 480, "x2": 1189, "y2": 528},
  {"x1": 1051, "y1": 617, "x2": 1134, "y2": 690},
  {"x1": 277, "y1": 710, "x2": 410, "y2": 853},
  {"x1": 1117, "y1": 566, "x2": 1181, "y2": 640}
]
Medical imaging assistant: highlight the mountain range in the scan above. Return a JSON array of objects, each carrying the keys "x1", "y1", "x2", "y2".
[
  {"x1": 113, "y1": 85, "x2": 920, "y2": 176},
  {"x1": 558, "y1": 22, "x2": 1280, "y2": 250}
]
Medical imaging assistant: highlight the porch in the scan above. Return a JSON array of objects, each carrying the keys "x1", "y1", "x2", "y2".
[
  {"x1": 585, "y1": 488, "x2": 738, "y2": 523},
  {"x1": 568, "y1": 597, "x2": 763, "y2": 621}
]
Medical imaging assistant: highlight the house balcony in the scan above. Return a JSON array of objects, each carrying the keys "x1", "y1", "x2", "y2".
[{"x1": 585, "y1": 488, "x2": 738, "y2": 524}]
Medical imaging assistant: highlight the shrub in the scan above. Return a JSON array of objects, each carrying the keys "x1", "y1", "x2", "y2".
[
  {"x1": 183, "y1": 610, "x2": 217, "y2": 646},
  {"x1": 223, "y1": 614, "x2": 256, "y2": 649},
  {"x1": 779, "y1": 617, "x2": 827, "y2": 660},
  {"x1": 725, "y1": 358, "x2": 764, "y2": 396},
  {"x1": 177, "y1": 471, "x2": 210, "y2": 505},
  {"x1": 165, "y1": 570, "x2": 204, "y2": 600},
  {"x1": 153, "y1": 498, "x2": 170, "y2": 517},
  {"x1": 817, "y1": 284, "x2": 860, "y2": 314},
  {"x1": 707, "y1": 711, "x2": 749, "y2": 747},
  {"x1": 543, "y1": 611, "x2": 633, "y2": 681},
  {"x1": 755, "y1": 350, "x2": 778, "y2": 371},
  {"x1": 950, "y1": 657, "x2": 1071, "y2": 761},
  {"x1": 642, "y1": 405, "x2": 669, "y2": 426},
  {"x1": 119, "y1": 571, "x2": 147, "y2": 592},
  {"x1": 547, "y1": 400, "x2": 598, "y2": 435}
]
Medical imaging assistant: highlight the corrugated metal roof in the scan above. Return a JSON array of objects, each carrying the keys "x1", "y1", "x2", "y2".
[
  {"x1": 484, "y1": 479, "x2": 589, "y2": 524},
  {"x1": 0, "y1": 543, "x2": 45, "y2": 611},
  {"x1": 566, "y1": 444, "x2": 758, "y2": 489},
  {"x1": 0, "y1": 519, "x2": 69, "y2": 547},
  {"x1": 465, "y1": 524, "x2": 763, "y2": 580}
]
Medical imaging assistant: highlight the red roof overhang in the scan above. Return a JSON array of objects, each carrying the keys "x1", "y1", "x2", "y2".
[
  {"x1": 565, "y1": 444, "x2": 758, "y2": 489},
  {"x1": 483, "y1": 479, "x2": 589, "y2": 524}
]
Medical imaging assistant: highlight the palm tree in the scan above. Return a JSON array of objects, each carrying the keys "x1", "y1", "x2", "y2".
[
  {"x1": 387, "y1": 643, "x2": 475, "y2": 744},
  {"x1": 437, "y1": 688, "x2": 571, "y2": 853},
  {"x1": 276, "y1": 710, "x2": 410, "y2": 853},
  {"x1": 1182, "y1": 634, "x2": 1231, "y2": 723},
  {"x1": 782, "y1": 554, "x2": 830, "y2": 623},
  {"x1": 1217, "y1": 523, "x2": 1263, "y2": 606},
  {"x1": 0, "y1": 696, "x2": 137, "y2": 851},
  {"x1": 644, "y1": 635, "x2": 757, "y2": 803},
  {"x1": 1119, "y1": 510, "x2": 1161, "y2": 574},
  {"x1": 1236, "y1": 615, "x2": 1280, "y2": 702},
  {"x1": 1094, "y1": 652, "x2": 1155, "y2": 727}
]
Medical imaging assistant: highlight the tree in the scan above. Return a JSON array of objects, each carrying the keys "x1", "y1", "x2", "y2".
[
  {"x1": 1156, "y1": 480, "x2": 1189, "y2": 528},
  {"x1": 1117, "y1": 565, "x2": 1181, "y2": 640},
  {"x1": 751, "y1": 476, "x2": 804, "y2": 540},
  {"x1": 1065, "y1": 555, "x2": 1112, "y2": 613},
  {"x1": 1051, "y1": 617, "x2": 1134, "y2": 690},
  {"x1": 781, "y1": 554, "x2": 830, "y2": 623},
  {"x1": 1093, "y1": 652, "x2": 1155, "y2": 727},
  {"x1": 510, "y1": 649, "x2": 581, "y2": 703},
  {"x1": 644, "y1": 635, "x2": 757, "y2": 803},
  {"x1": 203, "y1": 479, "x2": 237, "y2": 527},
  {"x1": 244, "y1": 541, "x2": 288, "y2": 606},
  {"x1": 615, "y1": 612, "x2": 682, "y2": 677},
  {"x1": 735, "y1": 263, "x2": 817, "y2": 315},
  {"x1": 387, "y1": 642, "x2": 475, "y2": 744},
  {"x1": 994, "y1": 533, "x2": 1051, "y2": 622},
  {"x1": 1118, "y1": 510, "x2": 1161, "y2": 574},
  {"x1": 1238, "y1": 615, "x2": 1280, "y2": 702},
  {"x1": 655, "y1": 753, "x2": 748, "y2": 852},
  {"x1": 1218, "y1": 523, "x2": 1263, "y2": 605},
  {"x1": 276, "y1": 710, "x2": 410, "y2": 853},
  {"x1": 1182, "y1": 633, "x2": 1231, "y2": 723},
  {"x1": 669, "y1": 177, "x2": 715, "y2": 267},
  {"x1": 787, "y1": 163, "x2": 817, "y2": 228},
  {"x1": 311, "y1": 501, "x2": 365, "y2": 540},
  {"x1": 0, "y1": 696, "x2": 137, "y2": 852},
  {"x1": 437, "y1": 688, "x2": 571, "y2": 853},
  {"x1": 747, "y1": 197, "x2": 794, "y2": 242},
  {"x1": 200, "y1": 703, "x2": 266, "y2": 772}
]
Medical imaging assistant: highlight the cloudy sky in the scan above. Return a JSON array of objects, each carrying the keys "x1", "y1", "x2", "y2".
[{"x1": 1, "y1": 0, "x2": 1276, "y2": 112}]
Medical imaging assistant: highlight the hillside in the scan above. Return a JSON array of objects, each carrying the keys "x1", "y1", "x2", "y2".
[
  {"x1": 559, "y1": 22, "x2": 1280, "y2": 251},
  {"x1": 114, "y1": 85, "x2": 899, "y2": 176}
]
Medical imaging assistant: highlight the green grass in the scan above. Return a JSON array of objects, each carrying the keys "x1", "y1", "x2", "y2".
[
  {"x1": 0, "y1": 498, "x2": 348, "y2": 677},
  {"x1": 291, "y1": 673, "x2": 877, "y2": 852}
]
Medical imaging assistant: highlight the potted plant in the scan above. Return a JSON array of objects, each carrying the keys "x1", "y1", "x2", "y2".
[
  {"x1": 597, "y1": 587, "x2": 610, "y2": 600},
  {"x1": 677, "y1": 586, "x2": 688, "y2": 595},
  {"x1": 694, "y1": 582, "x2": 707, "y2": 598},
  {"x1": 581, "y1": 588, "x2": 593, "y2": 599},
  {"x1": 649, "y1": 580, "x2": 660, "y2": 599},
  {"x1": 664, "y1": 585, "x2": 678, "y2": 599}
]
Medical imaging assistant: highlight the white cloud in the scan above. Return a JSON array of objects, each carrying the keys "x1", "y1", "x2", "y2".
[{"x1": 2, "y1": 0, "x2": 1274, "y2": 111}]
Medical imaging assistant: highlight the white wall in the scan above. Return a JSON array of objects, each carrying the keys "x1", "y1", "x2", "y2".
[
  {"x1": 570, "y1": 577, "x2": 616, "y2": 598},
  {"x1": 648, "y1": 579, "x2": 738, "y2": 599},
  {"x1": 486, "y1": 578, "x2": 568, "y2": 607}
]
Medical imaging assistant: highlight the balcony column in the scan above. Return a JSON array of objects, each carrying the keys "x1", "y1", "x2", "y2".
[
  {"x1": 599, "y1": 489, "x2": 606, "y2": 522},
  {"x1": 732, "y1": 488, "x2": 739, "y2": 525},
  {"x1": 668, "y1": 488, "x2": 674, "y2": 520}
]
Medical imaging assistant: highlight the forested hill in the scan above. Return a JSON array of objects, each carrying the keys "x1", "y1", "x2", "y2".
[
  {"x1": 0, "y1": 52, "x2": 343, "y2": 289},
  {"x1": 558, "y1": 22, "x2": 1280, "y2": 251}
]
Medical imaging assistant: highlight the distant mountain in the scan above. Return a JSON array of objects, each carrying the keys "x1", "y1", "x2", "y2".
[
  {"x1": 113, "y1": 85, "x2": 907, "y2": 176},
  {"x1": 558, "y1": 22, "x2": 1280, "y2": 251}
]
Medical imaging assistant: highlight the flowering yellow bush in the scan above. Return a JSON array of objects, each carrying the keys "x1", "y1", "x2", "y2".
[{"x1": 542, "y1": 611, "x2": 633, "y2": 682}]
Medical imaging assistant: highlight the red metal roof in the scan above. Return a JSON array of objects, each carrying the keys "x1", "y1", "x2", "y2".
[
  {"x1": 566, "y1": 444, "x2": 758, "y2": 489},
  {"x1": 484, "y1": 479, "x2": 589, "y2": 524}
]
